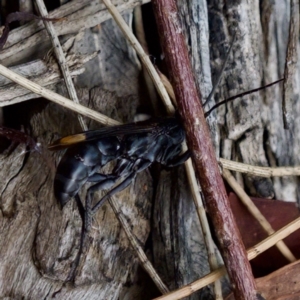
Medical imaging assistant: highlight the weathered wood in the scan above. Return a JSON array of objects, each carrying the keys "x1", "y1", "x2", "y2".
[
  {"x1": 0, "y1": 52, "x2": 96, "y2": 106},
  {"x1": 0, "y1": 0, "x2": 150, "y2": 66},
  {"x1": 176, "y1": 0, "x2": 219, "y2": 151},
  {"x1": 153, "y1": 168, "x2": 228, "y2": 300},
  {"x1": 282, "y1": 0, "x2": 299, "y2": 129},
  {"x1": 207, "y1": 0, "x2": 300, "y2": 201}
]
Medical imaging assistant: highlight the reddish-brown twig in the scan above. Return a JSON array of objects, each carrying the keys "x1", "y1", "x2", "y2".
[{"x1": 151, "y1": 1, "x2": 260, "y2": 299}]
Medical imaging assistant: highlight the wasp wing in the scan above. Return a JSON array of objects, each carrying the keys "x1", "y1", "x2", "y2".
[{"x1": 48, "y1": 118, "x2": 167, "y2": 151}]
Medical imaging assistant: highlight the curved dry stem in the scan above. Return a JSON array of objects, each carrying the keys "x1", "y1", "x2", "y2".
[
  {"x1": 183, "y1": 143, "x2": 223, "y2": 299},
  {"x1": 153, "y1": 216, "x2": 300, "y2": 300},
  {"x1": 108, "y1": 197, "x2": 169, "y2": 294},
  {"x1": 220, "y1": 158, "x2": 300, "y2": 177},
  {"x1": 35, "y1": 0, "x2": 88, "y2": 131},
  {"x1": 102, "y1": 0, "x2": 174, "y2": 115},
  {"x1": 0, "y1": 64, "x2": 119, "y2": 126}
]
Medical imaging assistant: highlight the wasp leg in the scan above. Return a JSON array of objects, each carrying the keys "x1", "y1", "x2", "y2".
[
  {"x1": 90, "y1": 159, "x2": 152, "y2": 214},
  {"x1": 74, "y1": 194, "x2": 85, "y2": 220},
  {"x1": 85, "y1": 174, "x2": 122, "y2": 227},
  {"x1": 165, "y1": 150, "x2": 191, "y2": 167},
  {"x1": 91, "y1": 157, "x2": 154, "y2": 214},
  {"x1": 87, "y1": 173, "x2": 118, "y2": 183},
  {"x1": 91, "y1": 172, "x2": 136, "y2": 214},
  {"x1": 66, "y1": 194, "x2": 87, "y2": 283},
  {"x1": 65, "y1": 174, "x2": 119, "y2": 283}
]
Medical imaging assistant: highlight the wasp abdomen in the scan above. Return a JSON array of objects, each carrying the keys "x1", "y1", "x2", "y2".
[{"x1": 54, "y1": 140, "x2": 121, "y2": 207}]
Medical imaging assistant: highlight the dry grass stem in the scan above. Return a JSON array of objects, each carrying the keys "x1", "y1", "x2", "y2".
[
  {"x1": 0, "y1": 64, "x2": 119, "y2": 126},
  {"x1": 147, "y1": 62, "x2": 300, "y2": 295},
  {"x1": 134, "y1": 39, "x2": 222, "y2": 296},
  {"x1": 0, "y1": 56, "x2": 91, "y2": 106},
  {"x1": 154, "y1": 267, "x2": 227, "y2": 300},
  {"x1": 153, "y1": 216, "x2": 300, "y2": 300},
  {"x1": 19, "y1": 0, "x2": 33, "y2": 24},
  {"x1": 155, "y1": 67, "x2": 177, "y2": 106},
  {"x1": 35, "y1": 0, "x2": 88, "y2": 131},
  {"x1": 223, "y1": 168, "x2": 296, "y2": 262},
  {"x1": 88, "y1": 0, "x2": 171, "y2": 293},
  {"x1": 247, "y1": 216, "x2": 300, "y2": 260},
  {"x1": 183, "y1": 143, "x2": 223, "y2": 299},
  {"x1": 101, "y1": 0, "x2": 174, "y2": 115},
  {"x1": 220, "y1": 158, "x2": 300, "y2": 177}
]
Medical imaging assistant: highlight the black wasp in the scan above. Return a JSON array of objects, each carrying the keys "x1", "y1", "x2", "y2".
[{"x1": 48, "y1": 117, "x2": 190, "y2": 281}]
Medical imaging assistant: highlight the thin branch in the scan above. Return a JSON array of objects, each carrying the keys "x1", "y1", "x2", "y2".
[
  {"x1": 35, "y1": 0, "x2": 88, "y2": 131},
  {"x1": 220, "y1": 158, "x2": 300, "y2": 177},
  {"x1": 101, "y1": 0, "x2": 174, "y2": 115},
  {"x1": 282, "y1": 0, "x2": 299, "y2": 129},
  {"x1": 153, "y1": 216, "x2": 300, "y2": 300},
  {"x1": 108, "y1": 197, "x2": 169, "y2": 294},
  {"x1": 151, "y1": 1, "x2": 258, "y2": 299},
  {"x1": 223, "y1": 168, "x2": 296, "y2": 262},
  {"x1": 0, "y1": 64, "x2": 119, "y2": 126}
]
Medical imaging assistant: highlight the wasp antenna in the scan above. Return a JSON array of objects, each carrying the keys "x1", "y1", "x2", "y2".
[
  {"x1": 203, "y1": 30, "x2": 237, "y2": 107},
  {"x1": 204, "y1": 78, "x2": 284, "y2": 117}
]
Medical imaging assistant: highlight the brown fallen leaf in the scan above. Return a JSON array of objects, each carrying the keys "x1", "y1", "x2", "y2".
[
  {"x1": 228, "y1": 192, "x2": 300, "y2": 277},
  {"x1": 226, "y1": 260, "x2": 300, "y2": 300}
]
